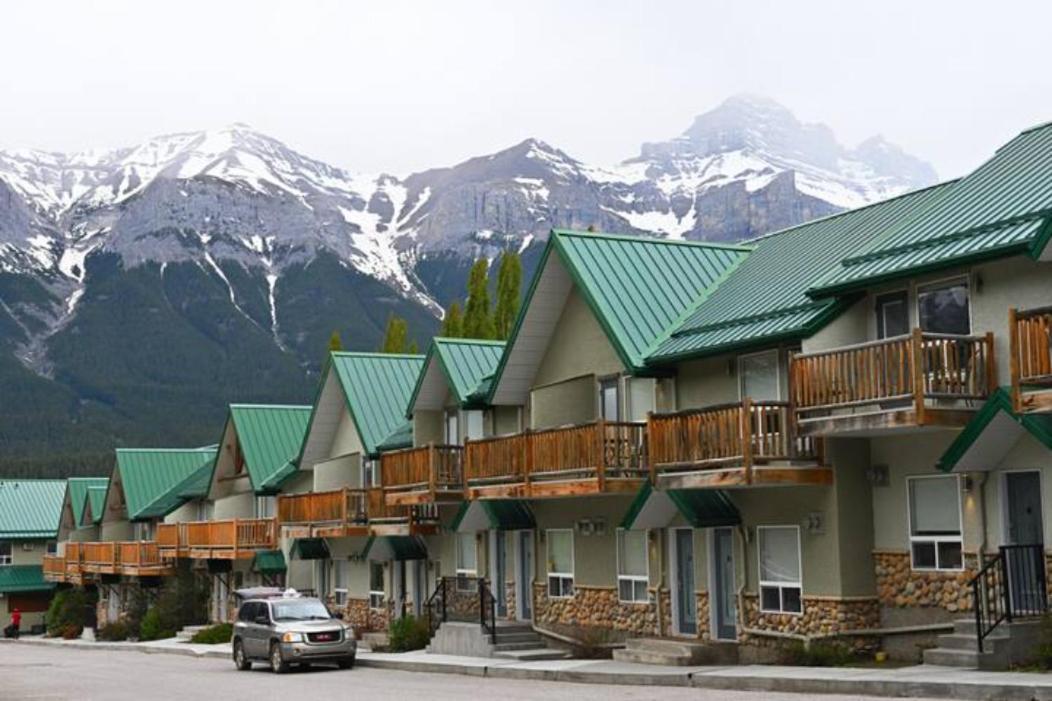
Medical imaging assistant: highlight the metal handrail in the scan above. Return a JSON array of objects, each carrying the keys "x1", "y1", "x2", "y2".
[{"x1": 971, "y1": 544, "x2": 1047, "y2": 653}]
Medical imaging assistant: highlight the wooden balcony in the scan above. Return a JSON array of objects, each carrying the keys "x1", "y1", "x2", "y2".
[
  {"x1": 791, "y1": 329, "x2": 995, "y2": 436},
  {"x1": 118, "y1": 541, "x2": 173, "y2": 576},
  {"x1": 278, "y1": 487, "x2": 377, "y2": 538},
  {"x1": 156, "y1": 518, "x2": 278, "y2": 560},
  {"x1": 64, "y1": 542, "x2": 85, "y2": 583},
  {"x1": 381, "y1": 445, "x2": 465, "y2": 506},
  {"x1": 1011, "y1": 307, "x2": 1052, "y2": 413},
  {"x1": 43, "y1": 554, "x2": 67, "y2": 582},
  {"x1": 82, "y1": 541, "x2": 121, "y2": 574},
  {"x1": 464, "y1": 420, "x2": 648, "y2": 499},
  {"x1": 648, "y1": 400, "x2": 831, "y2": 490},
  {"x1": 276, "y1": 484, "x2": 441, "y2": 538}
]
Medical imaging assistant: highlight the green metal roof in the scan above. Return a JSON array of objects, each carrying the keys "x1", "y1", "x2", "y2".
[
  {"x1": 649, "y1": 183, "x2": 953, "y2": 362},
  {"x1": 408, "y1": 338, "x2": 506, "y2": 414},
  {"x1": 451, "y1": 500, "x2": 535, "y2": 532},
  {"x1": 620, "y1": 481, "x2": 740, "y2": 529},
  {"x1": 67, "y1": 477, "x2": 108, "y2": 529},
  {"x1": 228, "y1": 404, "x2": 313, "y2": 494},
  {"x1": 0, "y1": 565, "x2": 54, "y2": 594},
  {"x1": 290, "y1": 538, "x2": 331, "y2": 560},
  {"x1": 252, "y1": 550, "x2": 287, "y2": 574},
  {"x1": 329, "y1": 352, "x2": 425, "y2": 456},
  {"x1": 812, "y1": 123, "x2": 1052, "y2": 296},
  {"x1": 362, "y1": 535, "x2": 428, "y2": 561},
  {"x1": 85, "y1": 485, "x2": 108, "y2": 525},
  {"x1": 113, "y1": 447, "x2": 218, "y2": 521},
  {"x1": 375, "y1": 420, "x2": 413, "y2": 452},
  {"x1": 937, "y1": 387, "x2": 1052, "y2": 472},
  {"x1": 549, "y1": 230, "x2": 750, "y2": 370},
  {"x1": 0, "y1": 480, "x2": 66, "y2": 539}
]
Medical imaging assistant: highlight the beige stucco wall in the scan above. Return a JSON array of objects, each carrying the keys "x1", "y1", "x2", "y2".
[
  {"x1": 414, "y1": 410, "x2": 444, "y2": 446},
  {"x1": 533, "y1": 286, "x2": 625, "y2": 388},
  {"x1": 9, "y1": 539, "x2": 46, "y2": 566},
  {"x1": 531, "y1": 375, "x2": 596, "y2": 429},
  {"x1": 676, "y1": 355, "x2": 743, "y2": 409},
  {"x1": 491, "y1": 405, "x2": 522, "y2": 436},
  {"x1": 331, "y1": 407, "x2": 365, "y2": 458},
  {"x1": 213, "y1": 491, "x2": 255, "y2": 520},
  {"x1": 100, "y1": 519, "x2": 132, "y2": 542},
  {"x1": 312, "y1": 453, "x2": 362, "y2": 491}
]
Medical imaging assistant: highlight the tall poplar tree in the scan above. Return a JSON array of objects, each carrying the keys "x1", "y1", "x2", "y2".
[
  {"x1": 493, "y1": 251, "x2": 522, "y2": 340},
  {"x1": 380, "y1": 315, "x2": 409, "y2": 353},
  {"x1": 441, "y1": 301, "x2": 464, "y2": 338},
  {"x1": 462, "y1": 259, "x2": 495, "y2": 339}
]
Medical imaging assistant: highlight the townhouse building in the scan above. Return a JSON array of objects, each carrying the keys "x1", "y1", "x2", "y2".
[
  {"x1": 0, "y1": 480, "x2": 66, "y2": 631},
  {"x1": 32, "y1": 120, "x2": 1052, "y2": 668}
]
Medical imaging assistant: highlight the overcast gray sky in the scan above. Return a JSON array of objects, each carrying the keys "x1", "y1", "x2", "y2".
[{"x1": 3, "y1": 0, "x2": 1051, "y2": 179}]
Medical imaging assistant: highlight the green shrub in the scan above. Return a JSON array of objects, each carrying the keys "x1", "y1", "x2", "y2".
[
  {"x1": 783, "y1": 640, "x2": 855, "y2": 667},
  {"x1": 388, "y1": 615, "x2": 430, "y2": 652},
  {"x1": 138, "y1": 607, "x2": 177, "y2": 642},
  {"x1": 97, "y1": 622, "x2": 129, "y2": 641},
  {"x1": 46, "y1": 588, "x2": 90, "y2": 637},
  {"x1": 190, "y1": 623, "x2": 233, "y2": 644},
  {"x1": 1028, "y1": 614, "x2": 1052, "y2": 669}
]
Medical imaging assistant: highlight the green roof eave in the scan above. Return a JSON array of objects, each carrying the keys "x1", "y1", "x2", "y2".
[
  {"x1": 645, "y1": 299, "x2": 851, "y2": 366},
  {"x1": 252, "y1": 550, "x2": 287, "y2": 574},
  {"x1": 333, "y1": 352, "x2": 424, "y2": 456},
  {"x1": 0, "y1": 565, "x2": 55, "y2": 594},
  {"x1": 807, "y1": 239, "x2": 1039, "y2": 299},
  {"x1": 937, "y1": 388, "x2": 1052, "y2": 472}
]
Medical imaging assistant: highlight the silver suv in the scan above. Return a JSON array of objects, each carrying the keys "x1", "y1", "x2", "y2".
[{"x1": 232, "y1": 590, "x2": 356, "y2": 673}]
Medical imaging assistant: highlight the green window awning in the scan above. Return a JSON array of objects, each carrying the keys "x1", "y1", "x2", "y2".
[
  {"x1": 0, "y1": 565, "x2": 55, "y2": 594},
  {"x1": 938, "y1": 387, "x2": 1052, "y2": 472},
  {"x1": 452, "y1": 500, "x2": 536, "y2": 533},
  {"x1": 621, "y1": 482, "x2": 740, "y2": 530},
  {"x1": 362, "y1": 536, "x2": 428, "y2": 562},
  {"x1": 290, "y1": 538, "x2": 331, "y2": 560},
  {"x1": 252, "y1": 550, "x2": 287, "y2": 575}
]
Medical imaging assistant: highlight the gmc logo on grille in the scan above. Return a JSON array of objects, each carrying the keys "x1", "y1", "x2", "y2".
[{"x1": 313, "y1": 633, "x2": 336, "y2": 641}]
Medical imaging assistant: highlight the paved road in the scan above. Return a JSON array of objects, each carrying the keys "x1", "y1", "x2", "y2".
[{"x1": 2, "y1": 644, "x2": 944, "y2": 701}]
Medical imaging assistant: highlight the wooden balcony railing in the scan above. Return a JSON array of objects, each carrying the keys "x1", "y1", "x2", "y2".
[
  {"x1": 278, "y1": 488, "x2": 368, "y2": 526},
  {"x1": 157, "y1": 518, "x2": 277, "y2": 559},
  {"x1": 648, "y1": 400, "x2": 816, "y2": 477},
  {"x1": 82, "y1": 541, "x2": 120, "y2": 572},
  {"x1": 42, "y1": 554, "x2": 66, "y2": 580},
  {"x1": 381, "y1": 445, "x2": 464, "y2": 503},
  {"x1": 367, "y1": 487, "x2": 438, "y2": 534},
  {"x1": 464, "y1": 420, "x2": 647, "y2": 496},
  {"x1": 791, "y1": 329, "x2": 995, "y2": 427},
  {"x1": 1011, "y1": 307, "x2": 1052, "y2": 412},
  {"x1": 118, "y1": 541, "x2": 168, "y2": 573}
]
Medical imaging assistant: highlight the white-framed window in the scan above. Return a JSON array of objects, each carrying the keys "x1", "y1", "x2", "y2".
[
  {"x1": 196, "y1": 500, "x2": 214, "y2": 522},
  {"x1": 333, "y1": 559, "x2": 349, "y2": 606},
  {"x1": 255, "y1": 495, "x2": 276, "y2": 519},
  {"x1": 875, "y1": 290, "x2": 910, "y2": 339},
  {"x1": 598, "y1": 376, "x2": 621, "y2": 421},
  {"x1": 917, "y1": 277, "x2": 971, "y2": 335},
  {"x1": 758, "y1": 525, "x2": 802, "y2": 614},
  {"x1": 445, "y1": 411, "x2": 459, "y2": 445},
  {"x1": 546, "y1": 529, "x2": 575, "y2": 598},
  {"x1": 133, "y1": 521, "x2": 153, "y2": 541},
  {"x1": 369, "y1": 562, "x2": 385, "y2": 609},
  {"x1": 46, "y1": 541, "x2": 58, "y2": 556},
  {"x1": 740, "y1": 350, "x2": 781, "y2": 401},
  {"x1": 907, "y1": 475, "x2": 963, "y2": 571},
  {"x1": 616, "y1": 528, "x2": 649, "y2": 603},
  {"x1": 361, "y1": 458, "x2": 378, "y2": 488},
  {"x1": 455, "y1": 532, "x2": 477, "y2": 591},
  {"x1": 626, "y1": 377, "x2": 656, "y2": 422},
  {"x1": 463, "y1": 410, "x2": 485, "y2": 441},
  {"x1": 0, "y1": 541, "x2": 11, "y2": 566}
]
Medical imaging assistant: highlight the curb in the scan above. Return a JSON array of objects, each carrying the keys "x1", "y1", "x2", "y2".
[{"x1": 6, "y1": 637, "x2": 1052, "y2": 699}]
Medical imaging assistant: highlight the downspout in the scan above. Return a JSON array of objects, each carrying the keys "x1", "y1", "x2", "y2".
[
  {"x1": 976, "y1": 471, "x2": 989, "y2": 561},
  {"x1": 656, "y1": 529, "x2": 666, "y2": 636},
  {"x1": 736, "y1": 524, "x2": 748, "y2": 640}
]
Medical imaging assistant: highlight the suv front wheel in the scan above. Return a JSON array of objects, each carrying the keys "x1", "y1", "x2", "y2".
[
  {"x1": 233, "y1": 639, "x2": 252, "y2": 671},
  {"x1": 269, "y1": 642, "x2": 289, "y2": 674}
]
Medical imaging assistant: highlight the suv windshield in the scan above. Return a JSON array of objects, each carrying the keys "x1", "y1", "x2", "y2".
[{"x1": 270, "y1": 599, "x2": 332, "y2": 622}]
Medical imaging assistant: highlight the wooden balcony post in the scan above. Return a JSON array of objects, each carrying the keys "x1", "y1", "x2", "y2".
[
  {"x1": 524, "y1": 429, "x2": 534, "y2": 493},
  {"x1": 984, "y1": 331, "x2": 997, "y2": 397},
  {"x1": 646, "y1": 412, "x2": 656, "y2": 483},
  {"x1": 233, "y1": 518, "x2": 239, "y2": 560},
  {"x1": 1009, "y1": 308, "x2": 1021, "y2": 412},
  {"x1": 596, "y1": 419, "x2": 607, "y2": 491},
  {"x1": 911, "y1": 328, "x2": 926, "y2": 424},
  {"x1": 741, "y1": 398, "x2": 754, "y2": 484},
  {"x1": 428, "y1": 443, "x2": 437, "y2": 497}
]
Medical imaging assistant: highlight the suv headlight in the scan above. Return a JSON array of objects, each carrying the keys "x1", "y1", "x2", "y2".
[{"x1": 282, "y1": 632, "x2": 304, "y2": 643}]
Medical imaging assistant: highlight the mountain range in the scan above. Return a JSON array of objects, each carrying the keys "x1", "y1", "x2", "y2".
[{"x1": 0, "y1": 94, "x2": 937, "y2": 475}]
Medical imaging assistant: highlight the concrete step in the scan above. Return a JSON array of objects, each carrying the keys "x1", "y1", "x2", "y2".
[
  {"x1": 624, "y1": 637, "x2": 701, "y2": 656},
  {"x1": 923, "y1": 647, "x2": 983, "y2": 668},
  {"x1": 493, "y1": 647, "x2": 572, "y2": 661},
  {"x1": 493, "y1": 623, "x2": 535, "y2": 634},
  {"x1": 612, "y1": 648, "x2": 695, "y2": 666},
  {"x1": 493, "y1": 632, "x2": 543, "y2": 644},
  {"x1": 493, "y1": 641, "x2": 546, "y2": 652},
  {"x1": 175, "y1": 625, "x2": 209, "y2": 641}
]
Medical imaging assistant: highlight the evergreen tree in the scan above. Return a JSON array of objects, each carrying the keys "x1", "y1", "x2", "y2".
[
  {"x1": 493, "y1": 251, "x2": 522, "y2": 340},
  {"x1": 380, "y1": 315, "x2": 409, "y2": 353},
  {"x1": 441, "y1": 301, "x2": 464, "y2": 338},
  {"x1": 408, "y1": 339, "x2": 419, "y2": 354},
  {"x1": 462, "y1": 259, "x2": 495, "y2": 339},
  {"x1": 328, "y1": 330, "x2": 343, "y2": 352}
]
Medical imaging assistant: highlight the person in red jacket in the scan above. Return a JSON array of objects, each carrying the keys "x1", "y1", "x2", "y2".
[{"x1": 4, "y1": 608, "x2": 20, "y2": 638}]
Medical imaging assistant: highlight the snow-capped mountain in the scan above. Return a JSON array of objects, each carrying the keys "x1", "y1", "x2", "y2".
[{"x1": 0, "y1": 95, "x2": 936, "y2": 473}]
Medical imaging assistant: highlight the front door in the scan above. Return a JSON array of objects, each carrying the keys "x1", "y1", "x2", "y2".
[
  {"x1": 490, "y1": 531, "x2": 507, "y2": 618},
  {"x1": 1005, "y1": 471, "x2": 1045, "y2": 611},
  {"x1": 673, "y1": 529, "x2": 697, "y2": 636},
  {"x1": 711, "y1": 527, "x2": 737, "y2": 640},
  {"x1": 516, "y1": 530, "x2": 533, "y2": 620}
]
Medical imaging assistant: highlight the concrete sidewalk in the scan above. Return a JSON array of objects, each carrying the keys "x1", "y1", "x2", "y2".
[{"x1": 6, "y1": 635, "x2": 1052, "y2": 700}]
